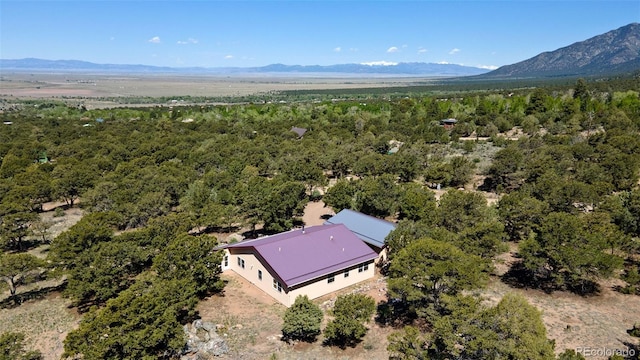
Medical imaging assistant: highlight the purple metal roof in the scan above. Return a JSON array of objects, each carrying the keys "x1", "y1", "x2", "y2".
[{"x1": 225, "y1": 224, "x2": 377, "y2": 288}]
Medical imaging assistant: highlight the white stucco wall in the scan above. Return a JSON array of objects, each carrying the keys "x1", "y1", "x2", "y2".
[{"x1": 222, "y1": 249, "x2": 375, "y2": 306}]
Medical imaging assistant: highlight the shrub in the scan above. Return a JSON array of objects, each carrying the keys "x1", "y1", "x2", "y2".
[{"x1": 282, "y1": 295, "x2": 323, "y2": 342}]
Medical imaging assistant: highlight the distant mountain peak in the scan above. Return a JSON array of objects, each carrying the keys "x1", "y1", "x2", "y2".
[
  {"x1": 0, "y1": 59, "x2": 488, "y2": 77},
  {"x1": 483, "y1": 22, "x2": 640, "y2": 78}
]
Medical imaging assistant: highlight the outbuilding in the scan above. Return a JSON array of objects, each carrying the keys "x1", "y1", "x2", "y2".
[{"x1": 323, "y1": 209, "x2": 397, "y2": 263}]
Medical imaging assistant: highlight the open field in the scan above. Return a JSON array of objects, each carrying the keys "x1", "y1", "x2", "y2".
[{"x1": 0, "y1": 72, "x2": 433, "y2": 108}]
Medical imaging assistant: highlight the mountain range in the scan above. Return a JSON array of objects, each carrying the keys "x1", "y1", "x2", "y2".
[
  {"x1": 483, "y1": 22, "x2": 640, "y2": 78},
  {"x1": 0, "y1": 58, "x2": 488, "y2": 77},
  {"x1": 1, "y1": 23, "x2": 639, "y2": 78}
]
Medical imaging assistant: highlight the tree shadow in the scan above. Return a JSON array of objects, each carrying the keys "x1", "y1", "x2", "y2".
[
  {"x1": 240, "y1": 228, "x2": 284, "y2": 240},
  {"x1": 375, "y1": 298, "x2": 416, "y2": 329},
  {"x1": 3, "y1": 238, "x2": 47, "y2": 253},
  {"x1": 0, "y1": 281, "x2": 67, "y2": 309},
  {"x1": 500, "y1": 261, "x2": 544, "y2": 290},
  {"x1": 202, "y1": 225, "x2": 243, "y2": 235},
  {"x1": 614, "y1": 284, "x2": 639, "y2": 295},
  {"x1": 619, "y1": 340, "x2": 639, "y2": 360},
  {"x1": 501, "y1": 261, "x2": 600, "y2": 296},
  {"x1": 321, "y1": 336, "x2": 363, "y2": 350},
  {"x1": 281, "y1": 334, "x2": 320, "y2": 345}
]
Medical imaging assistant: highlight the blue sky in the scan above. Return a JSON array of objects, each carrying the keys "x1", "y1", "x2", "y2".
[{"x1": 1, "y1": 0, "x2": 638, "y2": 69}]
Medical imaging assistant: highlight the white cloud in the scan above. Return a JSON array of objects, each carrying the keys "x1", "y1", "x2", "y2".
[
  {"x1": 350, "y1": 47, "x2": 359, "y2": 52},
  {"x1": 448, "y1": 48, "x2": 460, "y2": 55},
  {"x1": 224, "y1": 55, "x2": 234, "y2": 59},
  {"x1": 148, "y1": 36, "x2": 161, "y2": 44},
  {"x1": 177, "y1": 38, "x2": 198, "y2": 45},
  {"x1": 361, "y1": 61, "x2": 398, "y2": 66},
  {"x1": 333, "y1": 47, "x2": 342, "y2": 52},
  {"x1": 387, "y1": 46, "x2": 399, "y2": 53},
  {"x1": 418, "y1": 47, "x2": 427, "y2": 54},
  {"x1": 478, "y1": 64, "x2": 499, "y2": 70},
  {"x1": 437, "y1": 61, "x2": 450, "y2": 64}
]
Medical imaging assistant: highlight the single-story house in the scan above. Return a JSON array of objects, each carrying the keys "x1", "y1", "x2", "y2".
[
  {"x1": 440, "y1": 118, "x2": 458, "y2": 129},
  {"x1": 323, "y1": 209, "x2": 397, "y2": 263},
  {"x1": 219, "y1": 224, "x2": 377, "y2": 307}
]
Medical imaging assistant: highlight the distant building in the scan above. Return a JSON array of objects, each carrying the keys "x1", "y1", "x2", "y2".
[
  {"x1": 290, "y1": 126, "x2": 307, "y2": 138},
  {"x1": 218, "y1": 224, "x2": 377, "y2": 306},
  {"x1": 37, "y1": 151, "x2": 49, "y2": 164},
  {"x1": 387, "y1": 140, "x2": 404, "y2": 155},
  {"x1": 440, "y1": 118, "x2": 458, "y2": 129}
]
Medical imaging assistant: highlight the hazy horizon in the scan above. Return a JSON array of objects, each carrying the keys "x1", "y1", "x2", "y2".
[{"x1": 1, "y1": 1, "x2": 638, "y2": 70}]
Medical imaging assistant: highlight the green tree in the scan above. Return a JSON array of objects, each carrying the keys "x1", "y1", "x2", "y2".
[
  {"x1": 282, "y1": 295, "x2": 323, "y2": 342},
  {"x1": 478, "y1": 293, "x2": 556, "y2": 359},
  {"x1": 0, "y1": 203, "x2": 38, "y2": 251},
  {"x1": 64, "y1": 238, "x2": 152, "y2": 309},
  {"x1": 0, "y1": 332, "x2": 42, "y2": 360},
  {"x1": 153, "y1": 234, "x2": 224, "y2": 296},
  {"x1": 457, "y1": 221, "x2": 507, "y2": 259},
  {"x1": 261, "y1": 179, "x2": 307, "y2": 232},
  {"x1": 384, "y1": 220, "x2": 433, "y2": 261},
  {"x1": 449, "y1": 156, "x2": 475, "y2": 187},
  {"x1": 387, "y1": 325, "x2": 430, "y2": 360},
  {"x1": 323, "y1": 179, "x2": 356, "y2": 213},
  {"x1": 388, "y1": 293, "x2": 556, "y2": 360},
  {"x1": 398, "y1": 183, "x2": 437, "y2": 223},
  {"x1": 526, "y1": 88, "x2": 549, "y2": 115},
  {"x1": 48, "y1": 212, "x2": 114, "y2": 269},
  {"x1": 51, "y1": 160, "x2": 95, "y2": 207},
  {"x1": 63, "y1": 277, "x2": 197, "y2": 360},
  {"x1": 387, "y1": 239, "x2": 488, "y2": 317},
  {"x1": 486, "y1": 145, "x2": 525, "y2": 192},
  {"x1": 355, "y1": 174, "x2": 400, "y2": 218},
  {"x1": 437, "y1": 189, "x2": 491, "y2": 233},
  {"x1": 498, "y1": 191, "x2": 550, "y2": 241},
  {"x1": 573, "y1": 78, "x2": 590, "y2": 112},
  {"x1": 324, "y1": 294, "x2": 375, "y2": 347},
  {"x1": 12, "y1": 164, "x2": 53, "y2": 212},
  {"x1": 519, "y1": 212, "x2": 623, "y2": 293},
  {"x1": 180, "y1": 179, "x2": 218, "y2": 228},
  {"x1": 0, "y1": 253, "x2": 43, "y2": 297},
  {"x1": 600, "y1": 189, "x2": 640, "y2": 238}
]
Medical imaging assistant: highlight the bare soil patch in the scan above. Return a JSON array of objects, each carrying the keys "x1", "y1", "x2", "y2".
[
  {"x1": 39, "y1": 203, "x2": 84, "y2": 240},
  {"x1": 198, "y1": 271, "x2": 393, "y2": 360},
  {"x1": 302, "y1": 200, "x2": 335, "y2": 227},
  {"x1": 1, "y1": 73, "x2": 427, "y2": 109},
  {"x1": 483, "y1": 246, "x2": 640, "y2": 359},
  {"x1": 0, "y1": 292, "x2": 80, "y2": 360},
  {"x1": 0, "y1": 203, "x2": 84, "y2": 359}
]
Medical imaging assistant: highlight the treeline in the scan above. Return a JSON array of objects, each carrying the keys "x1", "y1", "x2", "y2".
[{"x1": 0, "y1": 77, "x2": 638, "y2": 358}]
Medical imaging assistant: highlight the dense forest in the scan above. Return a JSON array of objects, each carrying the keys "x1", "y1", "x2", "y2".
[{"x1": 0, "y1": 76, "x2": 639, "y2": 359}]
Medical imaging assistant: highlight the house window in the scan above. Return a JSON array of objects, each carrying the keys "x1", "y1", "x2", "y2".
[
  {"x1": 344, "y1": 270, "x2": 349, "y2": 278},
  {"x1": 328, "y1": 274, "x2": 335, "y2": 283},
  {"x1": 358, "y1": 263, "x2": 369, "y2": 273},
  {"x1": 273, "y1": 279, "x2": 282, "y2": 293},
  {"x1": 224, "y1": 255, "x2": 228, "y2": 267},
  {"x1": 258, "y1": 270, "x2": 262, "y2": 281},
  {"x1": 237, "y1": 257, "x2": 245, "y2": 269}
]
